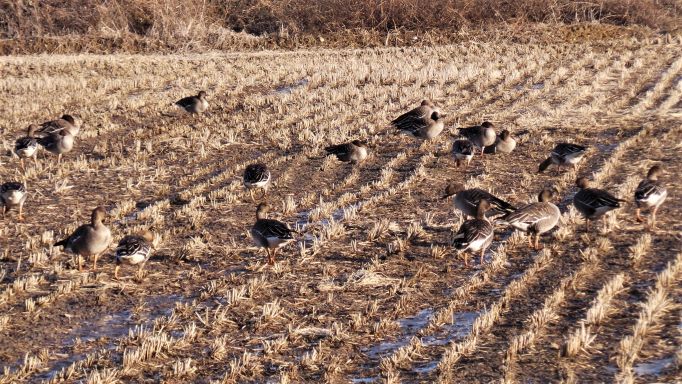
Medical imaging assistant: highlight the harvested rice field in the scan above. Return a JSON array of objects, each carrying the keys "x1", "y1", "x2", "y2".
[{"x1": 1, "y1": 37, "x2": 681, "y2": 383}]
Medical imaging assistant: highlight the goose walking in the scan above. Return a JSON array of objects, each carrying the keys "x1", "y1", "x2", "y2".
[
  {"x1": 251, "y1": 203, "x2": 297, "y2": 265},
  {"x1": 634, "y1": 165, "x2": 667, "y2": 229},
  {"x1": 500, "y1": 189, "x2": 561, "y2": 250},
  {"x1": 452, "y1": 139, "x2": 475, "y2": 167},
  {"x1": 175, "y1": 91, "x2": 209, "y2": 115},
  {"x1": 114, "y1": 230, "x2": 154, "y2": 279},
  {"x1": 452, "y1": 199, "x2": 494, "y2": 266},
  {"x1": 442, "y1": 183, "x2": 516, "y2": 218},
  {"x1": 54, "y1": 207, "x2": 112, "y2": 271},
  {"x1": 243, "y1": 163, "x2": 271, "y2": 201},
  {"x1": 573, "y1": 177, "x2": 623, "y2": 231},
  {"x1": 458, "y1": 122, "x2": 496, "y2": 154},
  {"x1": 392, "y1": 100, "x2": 445, "y2": 139},
  {"x1": 37, "y1": 130, "x2": 74, "y2": 164},
  {"x1": 324, "y1": 140, "x2": 368, "y2": 164},
  {"x1": 1, "y1": 182, "x2": 28, "y2": 221},
  {"x1": 15, "y1": 125, "x2": 39, "y2": 170},
  {"x1": 539, "y1": 143, "x2": 587, "y2": 174}
]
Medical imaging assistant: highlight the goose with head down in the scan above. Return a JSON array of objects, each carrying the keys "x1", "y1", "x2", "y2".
[{"x1": 452, "y1": 199, "x2": 494, "y2": 266}]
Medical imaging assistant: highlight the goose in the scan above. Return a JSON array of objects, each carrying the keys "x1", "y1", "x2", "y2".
[
  {"x1": 634, "y1": 165, "x2": 667, "y2": 229},
  {"x1": 175, "y1": 91, "x2": 209, "y2": 114},
  {"x1": 37, "y1": 130, "x2": 74, "y2": 164},
  {"x1": 14, "y1": 125, "x2": 39, "y2": 170},
  {"x1": 484, "y1": 129, "x2": 516, "y2": 154},
  {"x1": 392, "y1": 100, "x2": 445, "y2": 139},
  {"x1": 452, "y1": 199, "x2": 494, "y2": 266},
  {"x1": 500, "y1": 189, "x2": 561, "y2": 250},
  {"x1": 1, "y1": 182, "x2": 27, "y2": 221},
  {"x1": 243, "y1": 163, "x2": 272, "y2": 201},
  {"x1": 37, "y1": 114, "x2": 83, "y2": 137},
  {"x1": 573, "y1": 177, "x2": 623, "y2": 231},
  {"x1": 324, "y1": 140, "x2": 368, "y2": 164},
  {"x1": 442, "y1": 183, "x2": 516, "y2": 218},
  {"x1": 539, "y1": 143, "x2": 587, "y2": 174},
  {"x1": 251, "y1": 203, "x2": 297, "y2": 265},
  {"x1": 458, "y1": 121, "x2": 496, "y2": 154},
  {"x1": 452, "y1": 139, "x2": 475, "y2": 167},
  {"x1": 54, "y1": 207, "x2": 112, "y2": 271},
  {"x1": 114, "y1": 230, "x2": 154, "y2": 279}
]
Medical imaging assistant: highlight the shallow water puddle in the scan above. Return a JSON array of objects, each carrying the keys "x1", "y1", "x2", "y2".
[
  {"x1": 633, "y1": 357, "x2": 674, "y2": 376},
  {"x1": 422, "y1": 311, "x2": 478, "y2": 347},
  {"x1": 364, "y1": 309, "x2": 434, "y2": 359}
]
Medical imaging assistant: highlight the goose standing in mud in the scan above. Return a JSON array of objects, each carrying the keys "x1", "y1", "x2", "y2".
[
  {"x1": 115, "y1": 230, "x2": 154, "y2": 279},
  {"x1": 499, "y1": 189, "x2": 561, "y2": 250},
  {"x1": 452, "y1": 199, "x2": 494, "y2": 266},
  {"x1": 539, "y1": 143, "x2": 587, "y2": 174},
  {"x1": 251, "y1": 203, "x2": 297, "y2": 265},
  {"x1": 1, "y1": 182, "x2": 28, "y2": 221},
  {"x1": 634, "y1": 165, "x2": 667, "y2": 229},
  {"x1": 243, "y1": 163, "x2": 272, "y2": 201},
  {"x1": 573, "y1": 177, "x2": 624, "y2": 231},
  {"x1": 15, "y1": 125, "x2": 39, "y2": 170},
  {"x1": 54, "y1": 207, "x2": 112, "y2": 271},
  {"x1": 458, "y1": 121, "x2": 496, "y2": 155}
]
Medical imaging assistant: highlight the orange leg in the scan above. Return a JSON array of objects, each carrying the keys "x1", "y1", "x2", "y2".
[
  {"x1": 480, "y1": 248, "x2": 485, "y2": 265},
  {"x1": 534, "y1": 234, "x2": 542, "y2": 250},
  {"x1": 527, "y1": 234, "x2": 533, "y2": 249},
  {"x1": 650, "y1": 206, "x2": 659, "y2": 229},
  {"x1": 78, "y1": 255, "x2": 84, "y2": 272},
  {"x1": 114, "y1": 265, "x2": 121, "y2": 279},
  {"x1": 635, "y1": 208, "x2": 644, "y2": 223}
]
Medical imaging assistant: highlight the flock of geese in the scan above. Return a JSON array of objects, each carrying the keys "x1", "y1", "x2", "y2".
[{"x1": 1, "y1": 94, "x2": 669, "y2": 277}]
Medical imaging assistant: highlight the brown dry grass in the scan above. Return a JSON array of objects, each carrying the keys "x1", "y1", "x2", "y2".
[
  {"x1": 0, "y1": 36, "x2": 681, "y2": 383},
  {"x1": 1, "y1": 0, "x2": 681, "y2": 53}
]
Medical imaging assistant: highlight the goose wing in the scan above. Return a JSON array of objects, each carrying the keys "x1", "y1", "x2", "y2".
[
  {"x1": 553, "y1": 143, "x2": 586, "y2": 157},
  {"x1": 244, "y1": 164, "x2": 270, "y2": 184},
  {"x1": 253, "y1": 219, "x2": 295, "y2": 240},
  {"x1": 635, "y1": 179, "x2": 664, "y2": 202},
  {"x1": 453, "y1": 219, "x2": 492, "y2": 249},
  {"x1": 116, "y1": 235, "x2": 152, "y2": 260},
  {"x1": 392, "y1": 105, "x2": 431, "y2": 134}
]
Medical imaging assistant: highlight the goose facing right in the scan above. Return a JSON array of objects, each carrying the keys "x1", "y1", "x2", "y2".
[
  {"x1": 54, "y1": 207, "x2": 112, "y2": 271},
  {"x1": 442, "y1": 183, "x2": 516, "y2": 218},
  {"x1": 573, "y1": 177, "x2": 624, "y2": 231},
  {"x1": 634, "y1": 165, "x2": 667, "y2": 229},
  {"x1": 37, "y1": 114, "x2": 83, "y2": 136},
  {"x1": 392, "y1": 100, "x2": 445, "y2": 139},
  {"x1": 37, "y1": 130, "x2": 74, "y2": 164},
  {"x1": 458, "y1": 121, "x2": 497, "y2": 154},
  {"x1": 324, "y1": 140, "x2": 368, "y2": 164},
  {"x1": 500, "y1": 189, "x2": 561, "y2": 250},
  {"x1": 176, "y1": 91, "x2": 209, "y2": 114},
  {"x1": 539, "y1": 143, "x2": 587, "y2": 174}
]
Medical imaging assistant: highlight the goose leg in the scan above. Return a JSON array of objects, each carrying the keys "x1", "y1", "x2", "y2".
[
  {"x1": 78, "y1": 255, "x2": 84, "y2": 272},
  {"x1": 93, "y1": 253, "x2": 99, "y2": 270},
  {"x1": 534, "y1": 234, "x2": 541, "y2": 250},
  {"x1": 114, "y1": 265, "x2": 121, "y2": 279},
  {"x1": 33, "y1": 154, "x2": 39, "y2": 167},
  {"x1": 260, "y1": 187, "x2": 267, "y2": 199},
  {"x1": 20, "y1": 159, "x2": 25, "y2": 171},
  {"x1": 249, "y1": 189, "x2": 255, "y2": 202},
  {"x1": 270, "y1": 249, "x2": 277, "y2": 265},
  {"x1": 650, "y1": 206, "x2": 659, "y2": 229},
  {"x1": 635, "y1": 208, "x2": 645, "y2": 223},
  {"x1": 527, "y1": 234, "x2": 533, "y2": 249},
  {"x1": 480, "y1": 249, "x2": 485, "y2": 265},
  {"x1": 57, "y1": 154, "x2": 62, "y2": 164},
  {"x1": 2, "y1": 205, "x2": 6, "y2": 218},
  {"x1": 585, "y1": 219, "x2": 590, "y2": 232},
  {"x1": 463, "y1": 253, "x2": 469, "y2": 267},
  {"x1": 17, "y1": 203, "x2": 24, "y2": 222}
]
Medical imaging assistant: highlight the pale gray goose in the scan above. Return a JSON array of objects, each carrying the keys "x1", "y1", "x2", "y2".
[
  {"x1": 499, "y1": 189, "x2": 561, "y2": 250},
  {"x1": 54, "y1": 207, "x2": 112, "y2": 271},
  {"x1": 392, "y1": 100, "x2": 445, "y2": 139}
]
